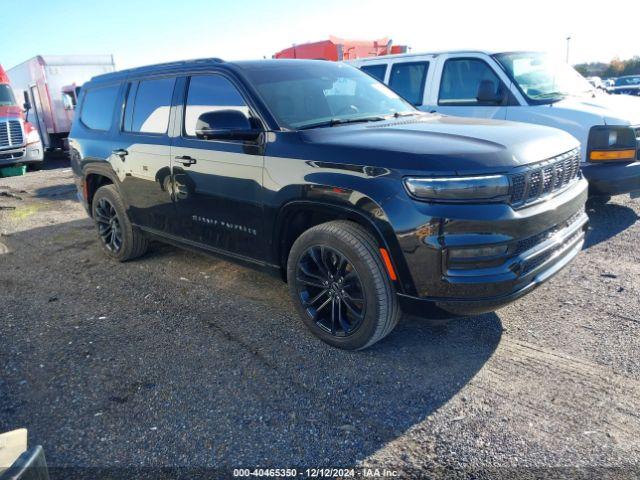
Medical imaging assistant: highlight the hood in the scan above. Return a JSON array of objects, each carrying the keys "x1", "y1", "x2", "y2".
[
  {"x1": 550, "y1": 93, "x2": 640, "y2": 126},
  {"x1": 299, "y1": 115, "x2": 579, "y2": 175},
  {"x1": 0, "y1": 105, "x2": 23, "y2": 119}
]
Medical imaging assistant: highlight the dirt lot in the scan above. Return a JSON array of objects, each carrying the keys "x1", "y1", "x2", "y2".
[{"x1": 1, "y1": 163, "x2": 639, "y2": 478}]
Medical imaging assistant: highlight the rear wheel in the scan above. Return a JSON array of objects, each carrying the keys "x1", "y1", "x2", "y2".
[
  {"x1": 91, "y1": 184, "x2": 148, "y2": 262},
  {"x1": 287, "y1": 221, "x2": 400, "y2": 350}
]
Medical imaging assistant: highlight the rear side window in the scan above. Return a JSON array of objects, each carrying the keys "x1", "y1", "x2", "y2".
[
  {"x1": 125, "y1": 77, "x2": 176, "y2": 134},
  {"x1": 439, "y1": 58, "x2": 503, "y2": 106},
  {"x1": 80, "y1": 84, "x2": 119, "y2": 131},
  {"x1": 360, "y1": 64, "x2": 387, "y2": 82},
  {"x1": 389, "y1": 62, "x2": 429, "y2": 105},
  {"x1": 184, "y1": 75, "x2": 249, "y2": 137}
]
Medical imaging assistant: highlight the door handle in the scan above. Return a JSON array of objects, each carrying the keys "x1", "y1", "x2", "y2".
[
  {"x1": 175, "y1": 155, "x2": 197, "y2": 166},
  {"x1": 112, "y1": 149, "x2": 128, "y2": 161}
]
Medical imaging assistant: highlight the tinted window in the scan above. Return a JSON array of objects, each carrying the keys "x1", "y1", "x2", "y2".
[
  {"x1": 389, "y1": 62, "x2": 428, "y2": 105},
  {"x1": 184, "y1": 75, "x2": 249, "y2": 136},
  {"x1": 127, "y1": 77, "x2": 175, "y2": 134},
  {"x1": 360, "y1": 64, "x2": 387, "y2": 82},
  {"x1": 80, "y1": 84, "x2": 119, "y2": 131},
  {"x1": 439, "y1": 59, "x2": 502, "y2": 105}
]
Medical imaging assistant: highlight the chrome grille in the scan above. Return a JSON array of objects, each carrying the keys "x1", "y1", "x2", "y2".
[
  {"x1": 510, "y1": 148, "x2": 581, "y2": 207},
  {"x1": 0, "y1": 120, "x2": 24, "y2": 148}
]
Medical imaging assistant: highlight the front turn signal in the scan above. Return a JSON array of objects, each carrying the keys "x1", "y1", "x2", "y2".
[{"x1": 589, "y1": 149, "x2": 636, "y2": 161}]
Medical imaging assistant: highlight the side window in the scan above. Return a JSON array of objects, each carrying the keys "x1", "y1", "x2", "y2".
[
  {"x1": 439, "y1": 59, "x2": 503, "y2": 106},
  {"x1": 388, "y1": 62, "x2": 429, "y2": 105},
  {"x1": 80, "y1": 84, "x2": 119, "y2": 131},
  {"x1": 125, "y1": 77, "x2": 175, "y2": 134},
  {"x1": 360, "y1": 64, "x2": 387, "y2": 82},
  {"x1": 184, "y1": 75, "x2": 249, "y2": 137}
]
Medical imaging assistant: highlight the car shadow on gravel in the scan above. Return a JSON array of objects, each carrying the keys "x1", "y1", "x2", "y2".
[
  {"x1": 0, "y1": 219, "x2": 503, "y2": 471},
  {"x1": 584, "y1": 198, "x2": 639, "y2": 249}
]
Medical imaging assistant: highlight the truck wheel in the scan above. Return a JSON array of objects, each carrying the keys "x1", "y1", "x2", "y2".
[
  {"x1": 287, "y1": 221, "x2": 401, "y2": 350},
  {"x1": 91, "y1": 184, "x2": 148, "y2": 262}
]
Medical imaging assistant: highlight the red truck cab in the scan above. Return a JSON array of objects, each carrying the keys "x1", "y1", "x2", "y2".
[
  {"x1": 0, "y1": 64, "x2": 43, "y2": 168},
  {"x1": 274, "y1": 36, "x2": 407, "y2": 61}
]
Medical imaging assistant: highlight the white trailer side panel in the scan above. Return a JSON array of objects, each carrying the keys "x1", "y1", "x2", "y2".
[
  {"x1": 40, "y1": 55, "x2": 115, "y2": 135},
  {"x1": 7, "y1": 55, "x2": 115, "y2": 148}
]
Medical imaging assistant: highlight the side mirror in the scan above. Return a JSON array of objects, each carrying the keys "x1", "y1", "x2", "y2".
[
  {"x1": 195, "y1": 109, "x2": 261, "y2": 141},
  {"x1": 476, "y1": 80, "x2": 504, "y2": 105},
  {"x1": 23, "y1": 91, "x2": 31, "y2": 113}
]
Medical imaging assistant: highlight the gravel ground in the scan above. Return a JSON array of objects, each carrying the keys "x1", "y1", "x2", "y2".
[{"x1": 1, "y1": 163, "x2": 639, "y2": 479}]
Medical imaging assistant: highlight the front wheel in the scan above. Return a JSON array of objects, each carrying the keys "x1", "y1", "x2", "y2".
[{"x1": 287, "y1": 221, "x2": 401, "y2": 350}]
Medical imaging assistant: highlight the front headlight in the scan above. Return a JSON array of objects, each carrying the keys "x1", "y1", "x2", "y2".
[
  {"x1": 404, "y1": 175, "x2": 510, "y2": 202},
  {"x1": 24, "y1": 122, "x2": 41, "y2": 146},
  {"x1": 587, "y1": 126, "x2": 636, "y2": 161}
]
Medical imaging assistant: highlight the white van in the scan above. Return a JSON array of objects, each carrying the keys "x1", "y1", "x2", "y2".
[{"x1": 350, "y1": 51, "x2": 640, "y2": 200}]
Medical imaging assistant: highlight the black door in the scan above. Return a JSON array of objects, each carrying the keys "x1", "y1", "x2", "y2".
[
  {"x1": 117, "y1": 76, "x2": 177, "y2": 233},
  {"x1": 169, "y1": 74, "x2": 265, "y2": 261}
]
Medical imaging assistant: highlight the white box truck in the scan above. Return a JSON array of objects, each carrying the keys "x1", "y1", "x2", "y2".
[{"x1": 7, "y1": 55, "x2": 115, "y2": 152}]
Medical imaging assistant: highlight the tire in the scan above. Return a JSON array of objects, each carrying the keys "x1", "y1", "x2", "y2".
[
  {"x1": 91, "y1": 184, "x2": 148, "y2": 262},
  {"x1": 287, "y1": 220, "x2": 401, "y2": 350}
]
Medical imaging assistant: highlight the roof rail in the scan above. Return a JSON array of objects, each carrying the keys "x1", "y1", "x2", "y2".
[
  {"x1": 89, "y1": 57, "x2": 225, "y2": 82},
  {"x1": 123, "y1": 57, "x2": 224, "y2": 74}
]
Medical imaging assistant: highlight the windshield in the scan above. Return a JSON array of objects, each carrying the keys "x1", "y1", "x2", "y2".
[
  {"x1": 494, "y1": 52, "x2": 594, "y2": 103},
  {"x1": 0, "y1": 84, "x2": 17, "y2": 107},
  {"x1": 615, "y1": 76, "x2": 640, "y2": 86},
  {"x1": 241, "y1": 61, "x2": 416, "y2": 129}
]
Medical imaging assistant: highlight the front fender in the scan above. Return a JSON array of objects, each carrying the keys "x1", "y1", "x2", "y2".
[{"x1": 269, "y1": 178, "x2": 417, "y2": 295}]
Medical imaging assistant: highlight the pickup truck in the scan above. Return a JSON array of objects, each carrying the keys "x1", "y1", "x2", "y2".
[{"x1": 350, "y1": 51, "x2": 640, "y2": 201}]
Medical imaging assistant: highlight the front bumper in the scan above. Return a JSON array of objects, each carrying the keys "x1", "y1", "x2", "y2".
[
  {"x1": 390, "y1": 178, "x2": 588, "y2": 317},
  {"x1": 582, "y1": 161, "x2": 640, "y2": 196},
  {"x1": 0, "y1": 142, "x2": 44, "y2": 167},
  {"x1": 398, "y1": 215, "x2": 586, "y2": 316}
]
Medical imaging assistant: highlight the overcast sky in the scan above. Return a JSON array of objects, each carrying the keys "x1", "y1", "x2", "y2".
[{"x1": 2, "y1": 0, "x2": 637, "y2": 70}]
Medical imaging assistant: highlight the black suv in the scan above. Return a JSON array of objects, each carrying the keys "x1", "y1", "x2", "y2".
[{"x1": 69, "y1": 59, "x2": 588, "y2": 350}]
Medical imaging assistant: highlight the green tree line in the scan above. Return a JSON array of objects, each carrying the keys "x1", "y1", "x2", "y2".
[{"x1": 575, "y1": 56, "x2": 640, "y2": 78}]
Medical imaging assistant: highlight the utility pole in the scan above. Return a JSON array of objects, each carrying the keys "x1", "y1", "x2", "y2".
[{"x1": 566, "y1": 36, "x2": 571, "y2": 64}]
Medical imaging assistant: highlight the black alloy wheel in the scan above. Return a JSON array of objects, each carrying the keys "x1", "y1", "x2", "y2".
[
  {"x1": 296, "y1": 245, "x2": 366, "y2": 337},
  {"x1": 94, "y1": 197, "x2": 123, "y2": 253}
]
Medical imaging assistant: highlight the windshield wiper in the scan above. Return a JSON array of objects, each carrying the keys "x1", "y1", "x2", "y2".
[
  {"x1": 532, "y1": 91, "x2": 567, "y2": 100},
  {"x1": 298, "y1": 116, "x2": 387, "y2": 130},
  {"x1": 392, "y1": 111, "x2": 422, "y2": 118}
]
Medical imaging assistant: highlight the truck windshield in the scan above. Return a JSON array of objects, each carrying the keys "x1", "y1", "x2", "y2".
[
  {"x1": 0, "y1": 84, "x2": 17, "y2": 107},
  {"x1": 241, "y1": 61, "x2": 416, "y2": 129},
  {"x1": 494, "y1": 52, "x2": 594, "y2": 103}
]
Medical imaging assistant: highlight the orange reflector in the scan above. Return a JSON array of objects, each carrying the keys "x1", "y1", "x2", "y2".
[
  {"x1": 82, "y1": 180, "x2": 89, "y2": 201},
  {"x1": 589, "y1": 149, "x2": 636, "y2": 161},
  {"x1": 379, "y1": 248, "x2": 397, "y2": 281}
]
